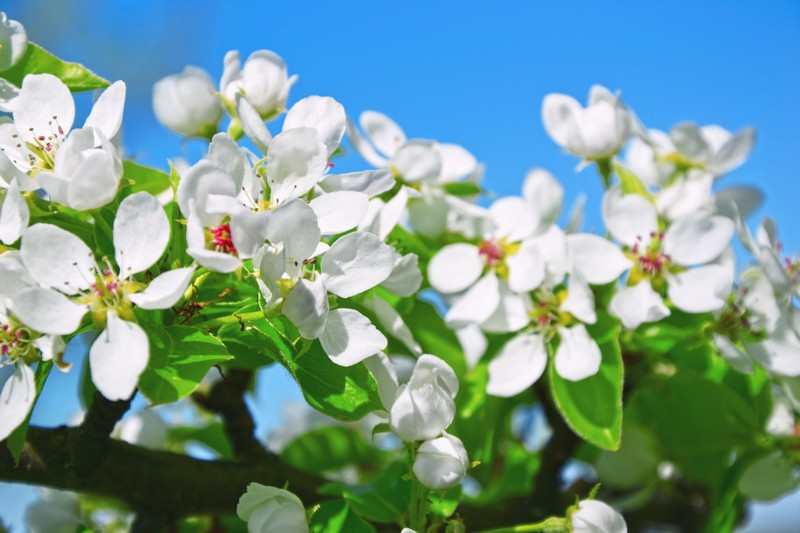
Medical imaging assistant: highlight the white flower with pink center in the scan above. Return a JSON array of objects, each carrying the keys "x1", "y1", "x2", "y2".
[
  {"x1": 596, "y1": 186, "x2": 735, "y2": 329},
  {"x1": 486, "y1": 273, "x2": 603, "y2": 397},
  {"x1": 428, "y1": 170, "x2": 567, "y2": 332},
  {"x1": 16, "y1": 192, "x2": 195, "y2": 400}
]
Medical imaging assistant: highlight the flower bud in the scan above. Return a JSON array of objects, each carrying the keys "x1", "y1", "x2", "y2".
[
  {"x1": 571, "y1": 499, "x2": 627, "y2": 533},
  {"x1": 413, "y1": 433, "x2": 468, "y2": 490},
  {"x1": 222, "y1": 50, "x2": 296, "y2": 120},
  {"x1": 237, "y1": 484, "x2": 308, "y2": 533},
  {"x1": 0, "y1": 12, "x2": 27, "y2": 71},
  {"x1": 390, "y1": 354, "x2": 459, "y2": 442},
  {"x1": 153, "y1": 66, "x2": 222, "y2": 138}
]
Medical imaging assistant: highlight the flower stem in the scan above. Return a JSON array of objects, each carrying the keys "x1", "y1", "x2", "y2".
[
  {"x1": 473, "y1": 516, "x2": 568, "y2": 533},
  {"x1": 596, "y1": 158, "x2": 613, "y2": 189},
  {"x1": 192, "y1": 310, "x2": 265, "y2": 330}
]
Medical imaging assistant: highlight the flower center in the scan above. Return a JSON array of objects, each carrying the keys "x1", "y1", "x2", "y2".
[
  {"x1": 209, "y1": 224, "x2": 237, "y2": 255},
  {"x1": 5, "y1": 116, "x2": 68, "y2": 175},
  {"x1": 479, "y1": 238, "x2": 520, "y2": 280},
  {"x1": 628, "y1": 232, "x2": 672, "y2": 285},
  {"x1": 528, "y1": 289, "x2": 572, "y2": 337},
  {"x1": 0, "y1": 319, "x2": 37, "y2": 363}
]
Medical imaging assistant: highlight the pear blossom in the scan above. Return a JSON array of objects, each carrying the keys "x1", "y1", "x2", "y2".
[
  {"x1": 256, "y1": 228, "x2": 393, "y2": 366},
  {"x1": 153, "y1": 66, "x2": 223, "y2": 138},
  {"x1": 221, "y1": 50, "x2": 297, "y2": 120},
  {"x1": 0, "y1": 73, "x2": 126, "y2": 208},
  {"x1": 17, "y1": 192, "x2": 195, "y2": 400},
  {"x1": 0, "y1": 12, "x2": 27, "y2": 71},
  {"x1": 25, "y1": 489, "x2": 84, "y2": 533},
  {"x1": 542, "y1": 85, "x2": 635, "y2": 160},
  {"x1": 389, "y1": 354, "x2": 459, "y2": 442},
  {"x1": 413, "y1": 432, "x2": 469, "y2": 490},
  {"x1": 487, "y1": 273, "x2": 602, "y2": 397},
  {"x1": 348, "y1": 110, "x2": 484, "y2": 238},
  {"x1": 237, "y1": 484, "x2": 308, "y2": 533},
  {"x1": 428, "y1": 169, "x2": 567, "y2": 332},
  {"x1": 0, "y1": 178, "x2": 29, "y2": 244},
  {"x1": 601, "y1": 187, "x2": 735, "y2": 329},
  {"x1": 570, "y1": 499, "x2": 627, "y2": 533}
]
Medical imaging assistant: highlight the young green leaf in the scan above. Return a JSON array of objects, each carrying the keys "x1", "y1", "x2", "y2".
[{"x1": 0, "y1": 43, "x2": 109, "y2": 92}]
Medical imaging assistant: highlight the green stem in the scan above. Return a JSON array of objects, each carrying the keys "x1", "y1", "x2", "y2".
[
  {"x1": 192, "y1": 310, "x2": 264, "y2": 330},
  {"x1": 474, "y1": 516, "x2": 568, "y2": 533},
  {"x1": 596, "y1": 158, "x2": 613, "y2": 189}
]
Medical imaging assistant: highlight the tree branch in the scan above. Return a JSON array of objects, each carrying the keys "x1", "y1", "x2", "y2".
[
  {"x1": 1, "y1": 426, "x2": 322, "y2": 521},
  {"x1": 70, "y1": 391, "x2": 133, "y2": 475},
  {"x1": 192, "y1": 369, "x2": 267, "y2": 461}
]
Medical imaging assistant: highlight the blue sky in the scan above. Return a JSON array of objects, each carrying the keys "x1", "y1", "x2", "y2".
[{"x1": 2, "y1": 1, "x2": 799, "y2": 530}]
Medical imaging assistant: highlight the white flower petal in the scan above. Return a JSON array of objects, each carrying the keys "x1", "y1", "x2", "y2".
[
  {"x1": 65, "y1": 148, "x2": 121, "y2": 211},
  {"x1": 114, "y1": 192, "x2": 169, "y2": 277},
  {"x1": 0, "y1": 178, "x2": 28, "y2": 244},
  {"x1": 14, "y1": 74, "x2": 75, "y2": 145},
  {"x1": 714, "y1": 334, "x2": 754, "y2": 375},
  {"x1": 129, "y1": 267, "x2": 196, "y2": 310},
  {"x1": 84, "y1": 81, "x2": 126, "y2": 141},
  {"x1": 667, "y1": 265, "x2": 732, "y2": 313},
  {"x1": 555, "y1": 325, "x2": 602, "y2": 381},
  {"x1": 709, "y1": 127, "x2": 756, "y2": 176},
  {"x1": 10, "y1": 287, "x2": 86, "y2": 335},
  {"x1": 283, "y1": 277, "x2": 329, "y2": 339},
  {"x1": 177, "y1": 160, "x2": 238, "y2": 226},
  {"x1": 522, "y1": 168, "x2": 563, "y2": 232},
  {"x1": 360, "y1": 111, "x2": 406, "y2": 158},
  {"x1": 609, "y1": 281, "x2": 670, "y2": 330},
  {"x1": 487, "y1": 333, "x2": 547, "y2": 397},
  {"x1": 321, "y1": 231, "x2": 394, "y2": 298},
  {"x1": 321, "y1": 308, "x2": 388, "y2": 367},
  {"x1": 207, "y1": 133, "x2": 247, "y2": 191},
  {"x1": 428, "y1": 243, "x2": 483, "y2": 294},
  {"x1": 283, "y1": 96, "x2": 345, "y2": 157},
  {"x1": 235, "y1": 93, "x2": 271, "y2": 154},
  {"x1": 365, "y1": 294, "x2": 420, "y2": 355},
  {"x1": 382, "y1": 252, "x2": 423, "y2": 297},
  {"x1": 436, "y1": 144, "x2": 477, "y2": 182},
  {"x1": 567, "y1": 234, "x2": 631, "y2": 285},
  {"x1": 507, "y1": 239, "x2": 546, "y2": 293},
  {"x1": 309, "y1": 191, "x2": 369, "y2": 234},
  {"x1": 319, "y1": 169, "x2": 395, "y2": 198},
  {"x1": 562, "y1": 272, "x2": 597, "y2": 324},
  {"x1": 445, "y1": 273, "x2": 500, "y2": 327},
  {"x1": 542, "y1": 93, "x2": 581, "y2": 148},
  {"x1": 481, "y1": 283, "x2": 531, "y2": 333},
  {"x1": 265, "y1": 198, "x2": 321, "y2": 261},
  {"x1": 393, "y1": 141, "x2": 441, "y2": 182},
  {"x1": 0, "y1": 363, "x2": 36, "y2": 442},
  {"x1": 90, "y1": 313, "x2": 149, "y2": 401},
  {"x1": 602, "y1": 187, "x2": 658, "y2": 247},
  {"x1": 413, "y1": 433, "x2": 469, "y2": 490},
  {"x1": 267, "y1": 127, "x2": 327, "y2": 205},
  {"x1": 571, "y1": 499, "x2": 628, "y2": 533},
  {"x1": 346, "y1": 117, "x2": 389, "y2": 167},
  {"x1": 663, "y1": 213, "x2": 734, "y2": 266},
  {"x1": 490, "y1": 196, "x2": 538, "y2": 242},
  {"x1": 21, "y1": 223, "x2": 94, "y2": 294}
]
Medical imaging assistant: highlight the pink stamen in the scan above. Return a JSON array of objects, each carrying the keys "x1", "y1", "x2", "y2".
[
  {"x1": 209, "y1": 224, "x2": 237, "y2": 255},
  {"x1": 478, "y1": 240, "x2": 503, "y2": 266}
]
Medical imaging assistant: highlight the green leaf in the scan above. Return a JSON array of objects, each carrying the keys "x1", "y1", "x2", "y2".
[
  {"x1": 217, "y1": 322, "x2": 277, "y2": 370},
  {"x1": 122, "y1": 161, "x2": 171, "y2": 196},
  {"x1": 257, "y1": 318, "x2": 384, "y2": 421},
  {"x1": 309, "y1": 500, "x2": 376, "y2": 533},
  {"x1": 138, "y1": 326, "x2": 231, "y2": 405},
  {"x1": 463, "y1": 440, "x2": 540, "y2": 505},
  {"x1": 442, "y1": 181, "x2": 482, "y2": 197},
  {"x1": 387, "y1": 225, "x2": 435, "y2": 265},
  {"x1": 628, "y1": 371, "x2": 759, "y2": 462},
  {"x1": 281, "y1": 425, "x2": 385, "y2": 474},
  {"x1": 322, "y1": 462, "x2": 412, "y2": 523},
  {"x1": 429, "y1": 485, "x2": 462, "y2": 518},
  {"x1": 403, "y1": 299, "x2": 467, "y2": 376},
  {"x1": 168, "y1": 421, "x2": 233, "y2": 459},
  {"x1": 6, "y1": 361, "x2": 52, "y2": 463},
  {"x1": 0, "y1": 42, "x2": 109, "y2": 92},
  {"x1": 614, "y1": 162, "x2": 654, "y2": 202},
  {"x1": 550, "y1": 312, "x2": 623, "y2": 450}
]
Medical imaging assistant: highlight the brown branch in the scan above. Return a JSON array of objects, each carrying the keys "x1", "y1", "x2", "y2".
[
  {"x1": 192, "y1": 369, "x2": 267, "y2": 461},
  {"x1": 1, "y1": 426, "x2": 323, "y2": 522},
  {"x1": 70, "y1": 391, "x2": 134, "y2": 475}
]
